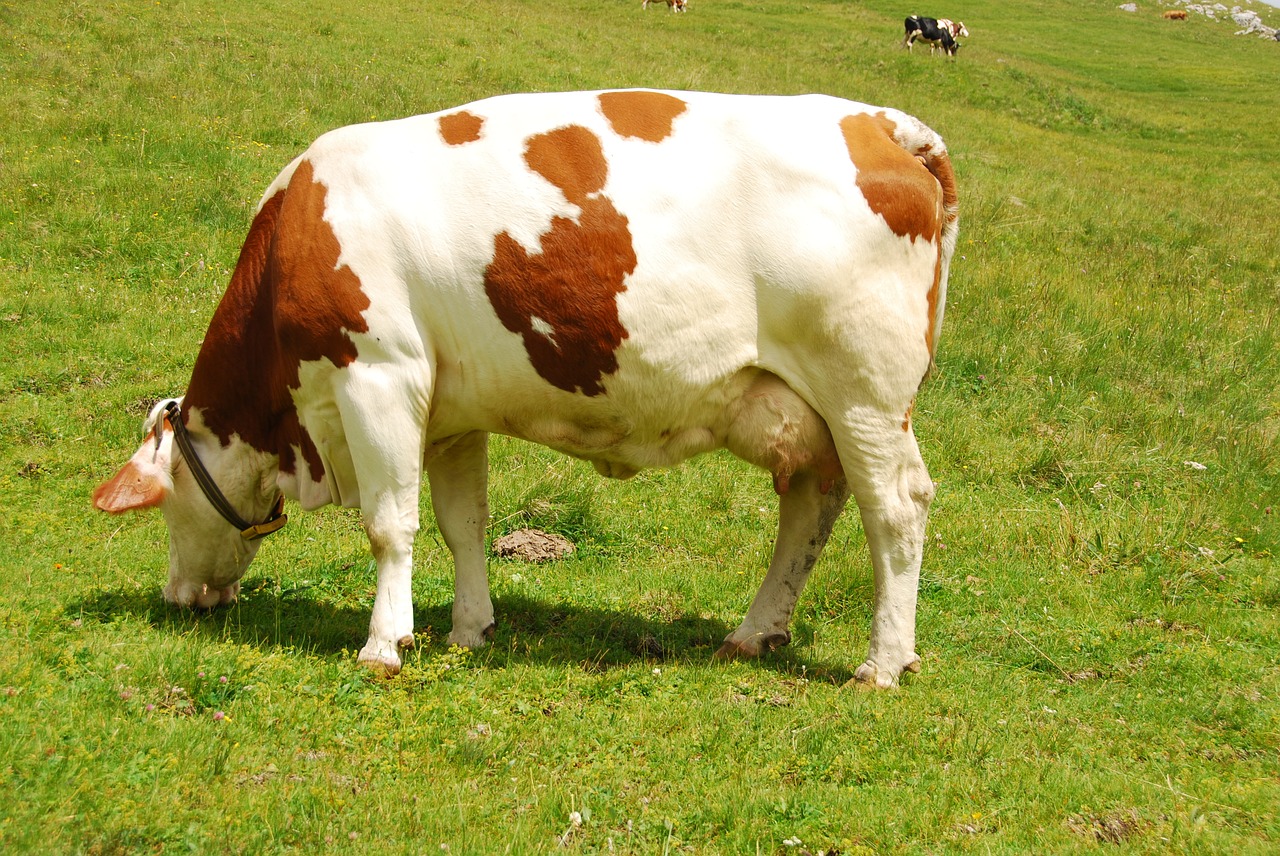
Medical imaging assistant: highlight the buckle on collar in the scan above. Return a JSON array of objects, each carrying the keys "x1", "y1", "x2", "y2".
[{"x1": 240, "y1": 494, "x2": 288, "y2": 540}]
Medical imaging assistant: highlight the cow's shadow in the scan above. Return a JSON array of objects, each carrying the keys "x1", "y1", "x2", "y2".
[{"x1": 69, "y1": 578, "x2": 856, "y2": 684}]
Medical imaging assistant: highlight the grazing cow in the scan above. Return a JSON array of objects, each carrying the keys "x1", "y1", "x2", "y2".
[
  {"x1": 1162, "y1": 9, "x2": 1188, "y2": 19},
  {"x1": 903, "y1": 15, "x2": 961, "y2": 55},
  {"x1": 643, "y1": 0, "x2": 687, "y2": 11},
  {"x1": 94, "y1": 90, "x2": 959, "y2": 688},
  {"x1": 936, "y1": 18, "x2": 969, "y2": 39}
]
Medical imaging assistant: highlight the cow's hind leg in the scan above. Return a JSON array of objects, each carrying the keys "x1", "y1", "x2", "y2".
[
  {"x1": 717, "y1": 372, "x2": 850, "y2": 659},
  {"x1": 836, "y1": 413, "x2": 935, "y2": 687},
  {"x1": 716, "y1": 471, "x2": 851, "y2": 659},
  {"x1": 340, "y1": 366, "x2": 428, "y2": 676},
  {"x1": 426, "y1": 431, "x2": 496, "y2": 649}
]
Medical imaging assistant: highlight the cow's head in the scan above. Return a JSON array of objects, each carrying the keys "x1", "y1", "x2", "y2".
[{"x1": 93, "y1": 399, "x2": 281, "y2": 608}]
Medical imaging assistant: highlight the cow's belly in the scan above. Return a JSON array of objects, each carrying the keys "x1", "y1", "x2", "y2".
[
  {"x1": 432, "y1": 355, "x2": 838, "y2": 490},
  {"x1": 443, "y1": 362, "x2": 753, "y2": 475},
  {"x1": 491, "y1": 387, "x2": 742, "y2": 482}
]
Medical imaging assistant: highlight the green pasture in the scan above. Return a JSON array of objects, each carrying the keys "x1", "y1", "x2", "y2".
[{"x1": 1, "y1": 0, "x2": 1277, "y2": 851}]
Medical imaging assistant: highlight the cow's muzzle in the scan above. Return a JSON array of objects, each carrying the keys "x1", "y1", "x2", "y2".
[{"x1": 163, "y1": 580, "x2": 241, "y2": 610}]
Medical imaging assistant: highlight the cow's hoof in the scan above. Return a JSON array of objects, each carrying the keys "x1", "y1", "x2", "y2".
[
  {"x1": 447, "y1": 622, "x2": 496, "y2": 650},
  {"x1": 712, "y1": 630, "x2": 791, "y2": 661},
  {"x1": 357, "y1": 643, "x2": 402, "y2": 677},
  {"x1": 851, "y1": 654, "x2": 921, "y2": 689},
  {"x1": 712, "y1": 640, "x2": 745, "y2": 661}
]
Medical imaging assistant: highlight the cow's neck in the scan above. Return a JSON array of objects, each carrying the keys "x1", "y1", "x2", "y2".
[
  {"x1": 183, "y1": 191, "x2": 315, "y2": 480},
  {"x1": 180, "y1": 405, "x2": 282, "y2": 525}
]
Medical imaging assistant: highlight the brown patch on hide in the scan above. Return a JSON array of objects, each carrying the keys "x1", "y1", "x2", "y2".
[
  {"x1": 522, "y1": 124, "x2": 608, "y2": 206},
  {"x1": 841, "y1": 112, "x2": 958, "y2": 360},
  {"x1": 184, "y1": 159, "x2": 371, "y2": 479},
  {"x1": 598, "y1": 90, "x2": 687, "y2": 142},
  {"x1": 438, "y1": 110, "x2": 484, "y2": 146},
  {"x1": 484, "y1": 125, "x2": 635, "y2": 396},
  {"x1": 839, "y1": 112, "x2": 942, "y2": 244}
]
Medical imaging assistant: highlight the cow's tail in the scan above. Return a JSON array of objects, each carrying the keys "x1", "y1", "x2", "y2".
[
  {"x1": 923, "y1": 144, "x2": 958, "y2": 374},
  {"x1": 888, "y1": 117, "x2": 959, "y2": 376}
]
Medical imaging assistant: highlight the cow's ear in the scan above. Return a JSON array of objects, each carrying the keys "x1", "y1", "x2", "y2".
[{"x1": 93, "y1": 443, "x2": 173, "y2": 514}]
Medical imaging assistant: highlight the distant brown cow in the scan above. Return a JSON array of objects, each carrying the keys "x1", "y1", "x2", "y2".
[
  {"x1": 1163, "y1": 9, "x2": 1188, "y2": 20},
  {"x1": 643, "y1": 0, "x2": 687, "y2": 11}
]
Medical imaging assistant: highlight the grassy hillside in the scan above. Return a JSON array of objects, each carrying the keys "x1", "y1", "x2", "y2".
[{"x1": 1, "y1": 0, "x2": 1277, "y2": 852}]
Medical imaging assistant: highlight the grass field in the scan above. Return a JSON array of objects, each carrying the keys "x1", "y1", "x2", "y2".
[{"x1": 2, "y1": 0, "x2": 1278, "y2": 851}]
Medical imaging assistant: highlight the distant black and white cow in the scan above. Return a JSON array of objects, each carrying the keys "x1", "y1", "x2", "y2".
[
  {"x1": 94, "y1": 90, "x2": 958, "y2": 688},
  {"x1": 643, "y1": 0, "x2": 687, "y2": 12},
  {"x1": 903, "y1": 15, "x2": 965, "y2": 55}
]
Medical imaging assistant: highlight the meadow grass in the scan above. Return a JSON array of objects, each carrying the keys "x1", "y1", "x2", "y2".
[{"x1": 1, "y1": 0, "x2": 1278, "y2": 852}]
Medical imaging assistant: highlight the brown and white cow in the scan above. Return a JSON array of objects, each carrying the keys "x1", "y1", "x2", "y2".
[
  {"x1": 643, "y1": 0, "x2": 687, "y2": 11},
  {"x1": 94, "y1": 90, "x2": 959, "y2": 688}
]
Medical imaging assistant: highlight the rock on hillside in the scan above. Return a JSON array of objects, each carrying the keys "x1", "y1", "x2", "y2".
[
  {"x1": 1168, "y1": 1, "x2": 1279, "y2": 38},
  {"x1": 1120, "y1": 1, "x2": 1280, "y2": 39}
]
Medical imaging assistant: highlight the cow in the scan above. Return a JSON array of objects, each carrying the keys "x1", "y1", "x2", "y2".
[
  {"x1": 903, "y1": 15, "x2": 962, "y2": 55},
  {"x1": 93, "y1": 90, "x2": 959, "y2": 689},
  {"x1": 1162, "y1": 9, "x2": 1187, "y2": 20},
  {"x1": 643, "y1": 0, "x2": 687, "y2": 11}
]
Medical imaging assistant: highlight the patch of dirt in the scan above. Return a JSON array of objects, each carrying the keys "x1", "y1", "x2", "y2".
[
  {"x1": 1067, "y1": 809, "x2": 1144, "y2": 844},
  {"x1": 1128, "y1": 616, "x2": 1203, "y2": 635},
  {"x1": 491, "y1": 528, "x2": 575, "y2": 562},
  {"x1": 1063, "y1": 668, "x2": 1102, "y2": 684}
]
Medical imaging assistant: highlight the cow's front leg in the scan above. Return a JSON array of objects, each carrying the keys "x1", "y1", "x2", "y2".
[
  {"x1": 359, "y1": 496, "x2": 420, "y2": 675},
  {"x1": 341, "y1": 368, "x2": 427, "y2": 676},
  {"x1": 716, "y1": 471, "x2": 850, "y2": 660},
  {"x1": 426, "y1": 431, "x2": 495, "y2": 648}
]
